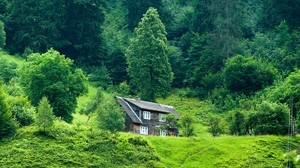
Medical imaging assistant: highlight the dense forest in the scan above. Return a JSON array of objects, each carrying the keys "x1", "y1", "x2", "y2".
[{"x1": 1, "y1": 0, "x2": 300, "y2": 167}]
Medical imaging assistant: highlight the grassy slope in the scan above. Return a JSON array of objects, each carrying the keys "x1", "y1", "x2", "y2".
[
  {"x1": 147, "y1": 135, "x2": 300, "y2": 168},
  {"x1": 154, "y1": 94, "x2": 300, "y2": 168},
  {"x1": 1, "y1": 52, "x2": 300, "y2": 167}
]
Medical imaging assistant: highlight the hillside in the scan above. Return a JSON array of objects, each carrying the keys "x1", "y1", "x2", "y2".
[
  {"x1": 148, "y1": 135, "x2": 300, "y2": 167},
  {"x1": 0, "y1": 85, "x2": 299, "y2": 167},
  {"x1": 0, "y1": 125, "x2": 162, "y2": 168}
]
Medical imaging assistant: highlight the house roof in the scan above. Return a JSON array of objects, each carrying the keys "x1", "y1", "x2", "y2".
[
  {"x1": 116, "y1": 96, "x2": 180, "y2": 124},
  {"x1": 116, "y1": 97, "x2": 142, "y2": 124}
]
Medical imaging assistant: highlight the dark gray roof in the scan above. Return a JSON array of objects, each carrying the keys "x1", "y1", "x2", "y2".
[
  {"x1": 116, "y1": 97, "x2": 180, "y2": 122},
  {"x1": 116, "y1": 97, "x2": 142, "y2": 124}
]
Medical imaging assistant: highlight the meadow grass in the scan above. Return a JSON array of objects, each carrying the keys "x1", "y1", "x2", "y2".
[{"x1": 147, "y1": 135, "x2": 300, "y2": 168}]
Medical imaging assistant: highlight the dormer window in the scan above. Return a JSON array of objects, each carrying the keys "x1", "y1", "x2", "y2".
[
  {"x1": 143, "y1": 111, "x2": 151, "y2": 120},
  {"x1": 159, "y1": 113, "x2": 166, "y2": 122}
]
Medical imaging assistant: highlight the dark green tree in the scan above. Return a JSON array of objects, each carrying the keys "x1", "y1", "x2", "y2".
[
  {"x1": 0, "y1": 20, "x2": 5, "y2": 48},
  {"x1": 0, "y1": 84, "x2": 17, "y2": 139},
  {"x1": 19, "y1": 49, "x2": 88, "y2": 123},
  {"x1": 227, "y1": 110, "x2": 246, "y2": 135},
  {"x1": 5, "y1": 0, "x2": 66, "y2": 54},
  {"x1": 223, "y1": 55, "x2": 277, "y2": 95},
  {"x1": 97, "y1": 96, "x2": 125, "y2": 133},
  {"x1": 248, "y1": 102, "x2": 289, "y2": 135},
  {"x1": 125, "y1": 0, "x2": 162, "y2": 31},
  {"x1": 126, "y1": 7, "x2": 173, "y2": 101},
  {"x1": 36, "y1": 97, "x2": 55, "y2": 133},
  {"x1": 61, "y1": 0, "x2": 106, "y2": 65}
]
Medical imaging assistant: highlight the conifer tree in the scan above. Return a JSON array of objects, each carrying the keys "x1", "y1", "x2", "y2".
[
  {"x1": 126, "y1": 7, "x2": 173, "y2": 101},
  {"x1": 36, "y1": 97, "x2": 55, "y2": 133}
]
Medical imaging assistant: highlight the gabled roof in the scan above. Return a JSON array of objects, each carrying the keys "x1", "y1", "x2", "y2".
[
  {"x1": 116, "y1": 97, "x2": 142, "y2": 124},
  {"x1": 116, "y1": 96, "x2": 180, "y2": 124},
  {"x1": 123, "y1": 97, "x2": 176, "y2": 114}
]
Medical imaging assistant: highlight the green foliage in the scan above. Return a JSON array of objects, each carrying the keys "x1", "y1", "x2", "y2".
[
  {"x1": 19, "y1": 49, "x2": 88, "y2": 123},
  {"x1": 7, "y1": 96, "x2": 35, "y2": 126},
  {"x1": 207, "y1": 113, "x2": 226, "y2": 137},
  {"x1": 63, "y1": 0, "x2": 106, "y2": 66},
  {"x1": 180, "y1": 114, "x2": 195, "y2": 137},
  {"x1": 36, "y1": 97, "x2": 55, "y2": 133},
  {"x1": 5, "y1": 0, "x2": 66, "y2": 54},
  {"x1": 0, "y1": 85, "x2": 17, "y2": 139},
  {"x1": 125, "y1": 0, "x2": 162, "y2": 30},
  {"x1": 0, "y1": 57, "x2": 18, "y2": 83},
  {"x1": 249, "y1": 101, "x2": 289, "y2": 135},
  {"x1": 96, "y1": 96, "x2": 125, "y2": 133},
  {"x1": 87, "y1": 65, "x2": 112, "y2": 89},
  {"x1": 223, "y1": 55, "x2": 277, "y2": 95},
  {"x1": 227, "y1": 110, "x2": 246, "y2": 135},
  {"x1": 126, "y1": 7, "x2": 173, "y2": 101},
  {"x1": 0, "y1": 20, "x2": 5, "y2": 48},
  {"x1": 268, "y1": 69, "x2": 300, "y2": 131}
]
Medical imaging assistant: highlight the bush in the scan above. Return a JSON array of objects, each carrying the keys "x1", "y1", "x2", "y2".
[
  {"x1": 0, "y1": 85, "x2": 17, "y2": 139},
  {"x1": 207, "y1": 113, "x2": 226, "y2": 137},
  {"x1": 0, "y1": 58, "x2": 18, "y2": 83},
  {"x1": 223, "y1": 55, "x2": 277, "y2": 95},
  {"x1": 7, "y1": 96, "x2": 35, "y2": 126},
  {"x1": 249, "y1": 101, "x2": 289, "y2": 135},
  {"x1": 227, "y1": 110, "x2": 247, "y2": 135}
]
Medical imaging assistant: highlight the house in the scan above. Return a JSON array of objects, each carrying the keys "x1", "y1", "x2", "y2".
[{"x1": 116, "y1": 96, "x2": 179, "y2": 136}]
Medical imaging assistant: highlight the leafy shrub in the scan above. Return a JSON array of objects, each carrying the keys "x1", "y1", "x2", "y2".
[
  {"x1": 7, "y1": 96, "x2": 35, "y2": 126},
  {"x1": 227, "y1": 110, "x2": 247, "y2": 135},
  {"x1": 0, "y1": 85, "x2": 17, "y2": 139},
  {"x1": 249, "y1": 101, "x2": 289, "y2": 135},
  {"x1": 223, "y1": 55, "x2": 277, "y2": 95},
  {"x1": 207, "y1": 113, "x2": 226, "y2": 137},
  {"x1": 0, "y1": 58, "x2": 18, "y2": 83}
]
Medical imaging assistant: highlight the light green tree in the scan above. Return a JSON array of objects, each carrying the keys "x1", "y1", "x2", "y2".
[
  {"x1": 126, "y1": 7, "x2": 173, "y2": 101},
  {"x1": 97, "y1": 96, "x2": 125, "y2": 133},
  {"x1": 180, "y1": 114, "x2": 195, "y2": 137},
  {"x1": 19, "y1": 49, "x2": 88, "y2": 123},
  {"x1": 36, "y1": 97, "x2": 55, "y2": 133},
  {"x1": 0, "y1": 84, "x2": 17, "y2": 138}
]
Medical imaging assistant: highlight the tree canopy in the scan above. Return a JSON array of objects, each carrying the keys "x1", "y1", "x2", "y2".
[{"x1": 19, "y1": 49, "x2": 87, "y2": 123}]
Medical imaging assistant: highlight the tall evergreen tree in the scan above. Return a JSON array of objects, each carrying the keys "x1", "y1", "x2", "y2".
[{"x1": 126, "y1": 7, "x2": 173, "y2": 101}]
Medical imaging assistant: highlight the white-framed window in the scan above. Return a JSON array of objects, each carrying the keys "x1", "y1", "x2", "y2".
[
  {"x1": 143, "y1": 111, "x2": 151, "y2": 120},
  {"x1": 159, "y1": 113, "x2": 166, "y2": 122},
  {"x1": 160, "y1": 129, "x2": 167, "y2": 136},
  {"x1": 140, "y1": 126, "x2": 148, "y2": 135}
]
